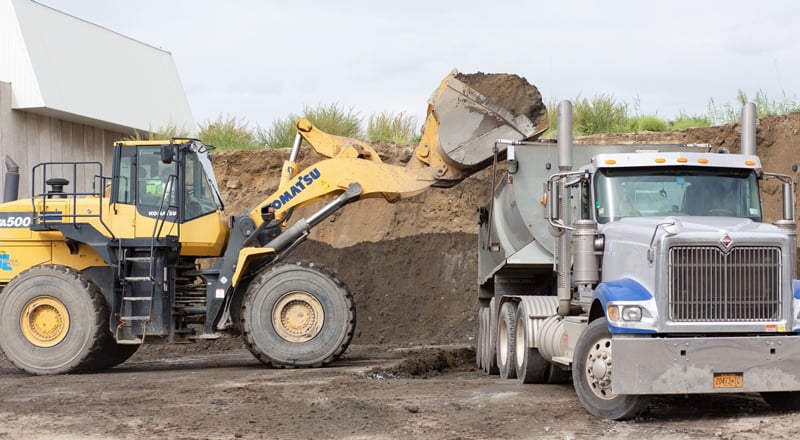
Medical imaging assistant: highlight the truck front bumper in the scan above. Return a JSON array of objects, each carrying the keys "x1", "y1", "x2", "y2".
[{"x1": 612, "y1": 335, "x2": 800, "y2": 395}]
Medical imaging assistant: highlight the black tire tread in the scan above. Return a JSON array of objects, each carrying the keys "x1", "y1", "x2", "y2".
[
  {"x1": 240, "y1": 260, "x2": 355, "y2": 368},
  {"x1": 0, "y1": 265, "x2": 109, "y2": 375}
]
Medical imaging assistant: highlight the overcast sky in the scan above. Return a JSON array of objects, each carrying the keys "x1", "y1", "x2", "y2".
[{"x1": 37, "y1": 0, "x2": 800, "y2": 131}]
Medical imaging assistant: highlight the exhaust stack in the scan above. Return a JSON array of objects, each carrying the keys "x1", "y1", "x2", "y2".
[
  {"x1": 741, "y1": 102, "x2": 757, "y2": 156},
  {"x1": 3, "y1": 156, "x2": 19, "y2": 202}
]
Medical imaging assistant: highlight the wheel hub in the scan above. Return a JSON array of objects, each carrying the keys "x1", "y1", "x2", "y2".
[
  {"x1": 20, "y1": 296, "x2": 70, "y2": 348},
  {"x1": 585, "y1": 339, "x2": 615, "y2": 400},
  {"x1": 272, "y1": 291, "x2": 324, "y2": 343}
]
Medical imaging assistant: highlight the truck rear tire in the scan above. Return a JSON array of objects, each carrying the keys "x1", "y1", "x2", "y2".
[
  {"x1": 761, "y1": 392, "x2": 800, "y2": 411},
  {"x1": 476, "y1": 308, "x2": 484, "y2": 370},
  {"x1": 478, "y1": 306, "x2": 499, "y2": 375},
  {"x1": 572, "y1": 318, "x2": 650, "y2": 420},
  {"x1": 0, "y1": 265, "x2": 108, "y2": 375},
  {"x1": 241, "y1": 261, "x2": 355, "y2": 368},
  {"x1": 514, "y1": 302, "x2": 547, "y2": 384},
  {"x1": 496, "y1": 302, "x2": 517, "y2": 379}
]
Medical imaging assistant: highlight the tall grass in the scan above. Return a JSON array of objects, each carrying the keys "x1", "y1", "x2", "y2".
[
  {"x1": 198, "y1": 115, "x2": 260, "y2": 151},
  {"x1": 257, "y1": 103, "x2": 363, "y2": 149},
  {"x1": 670, "y1": 112, "x2": 711, "y2": 130},
  {"x1": 195, "y1": 88, "x2": 800, "y2": 151},
  {"x1": 366, "y1": 111, "x2": 418, "y2": 143},
  {"x1": 257, "y1": 117, "x2": 297, "y2": 149},
  {"x1": 124, "y1": 122, "x2": 190, "y2": 141},
  {"x1": 708, "y1": 89, "x2": 800, "y2": 124}
]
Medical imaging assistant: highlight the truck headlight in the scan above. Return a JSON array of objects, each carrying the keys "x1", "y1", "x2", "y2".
[
  {"x1": 622, "y1": 306, "x2": 642, "y2": 322},
  {"x1": 608, "y1": 305, "x2": 643, "y2": 322}
]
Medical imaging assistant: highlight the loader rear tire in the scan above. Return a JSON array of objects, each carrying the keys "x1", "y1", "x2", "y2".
[
  {"x1": 241, "y1": 261, "x2": 355, "y2": 368},
  {"x1": 496, "y1": 302, "x2": 517, "y2": 379},
  {"x1": 0, "y1": 265, "x2": 108, "y2": 375}
]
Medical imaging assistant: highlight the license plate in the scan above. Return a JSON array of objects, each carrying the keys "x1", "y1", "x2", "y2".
[{"x1": 713, "y1": 372, "x2": 743, "y2": 388}]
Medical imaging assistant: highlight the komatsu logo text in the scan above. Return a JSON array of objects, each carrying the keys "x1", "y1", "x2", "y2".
[{"x1": 270, "y1": 168, "x2": 321, "y2": 210}]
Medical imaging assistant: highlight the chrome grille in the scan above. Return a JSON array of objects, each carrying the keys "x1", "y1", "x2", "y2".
[{"x1": 669, "y1": 246, "x2": 782, "y2": 322}]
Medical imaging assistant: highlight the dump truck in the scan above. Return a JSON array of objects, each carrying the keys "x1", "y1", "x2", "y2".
[
  {"x1": 0, "y1": 70, "x2": 546, "y2": 375},
  {"x1": 477, "y1": 100, "x2": 800, "y2": 419}
]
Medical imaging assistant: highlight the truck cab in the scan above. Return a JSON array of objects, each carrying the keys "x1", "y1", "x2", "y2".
[{"x1": 477, "y1": 101, "x2": 800, "y2": 420}]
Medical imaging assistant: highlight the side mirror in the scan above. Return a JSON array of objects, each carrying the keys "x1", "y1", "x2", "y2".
[{"x1": 161, "y1": 146, "x2": 174, "y2": 164}]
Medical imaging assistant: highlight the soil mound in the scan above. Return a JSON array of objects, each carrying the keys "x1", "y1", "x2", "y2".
[
  {"x1": 455, "y1": 71, "x2": 548, "y2": 134},
  {"x1": 367, "y1": 347, "x2": 476, "y2": 379},
  {"x1": 291, "y1": 233, "x2": 478, "y2": 346}
]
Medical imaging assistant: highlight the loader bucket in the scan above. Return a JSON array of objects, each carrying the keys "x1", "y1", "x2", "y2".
[{"x1": 422, "y1": 69, "x2": 547, "y2": 178}]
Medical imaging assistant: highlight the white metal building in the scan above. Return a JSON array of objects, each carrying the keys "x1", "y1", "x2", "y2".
[{"x1": 0, "y1": 0, "x2": 195, "y2": 197}]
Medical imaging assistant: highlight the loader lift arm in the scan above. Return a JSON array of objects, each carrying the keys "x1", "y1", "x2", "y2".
[{"x1": 206, "y1": 70, "x2": 547, "y2": 366}]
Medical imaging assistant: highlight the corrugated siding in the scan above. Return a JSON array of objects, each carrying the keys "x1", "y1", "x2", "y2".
[{"x1": 0, "y1": 81, "x2": 122, "y2": 198}]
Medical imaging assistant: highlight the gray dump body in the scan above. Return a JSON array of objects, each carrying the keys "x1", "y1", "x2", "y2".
[{"x1": 477, "y1": 142, "x2": 708, "y2": 286}]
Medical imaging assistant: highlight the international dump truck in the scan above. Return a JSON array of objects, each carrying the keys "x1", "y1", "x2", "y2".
[
  {"x1": 0, "y1": 70, "x2": 545, "y2": 375},
  {"x1": 477, "y1": 100, "x2": 800, "y2": 419}
]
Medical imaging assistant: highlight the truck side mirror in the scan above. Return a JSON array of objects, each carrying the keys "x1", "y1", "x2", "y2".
[{"x1": 161, "y1": 146, "x2": 174, "y2": 164}]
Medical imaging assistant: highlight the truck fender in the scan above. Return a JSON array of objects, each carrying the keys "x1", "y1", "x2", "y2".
[{"x1": 593, "y1": 278, "x2": 655, "y2": 334}]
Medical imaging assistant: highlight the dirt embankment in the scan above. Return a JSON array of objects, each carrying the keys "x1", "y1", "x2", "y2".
[{"x1": 211, "y1": 111, "x2": 800, "y2": 348}]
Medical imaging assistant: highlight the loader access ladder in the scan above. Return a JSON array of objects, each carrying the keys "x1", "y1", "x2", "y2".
[{"x1": 115, "y1": 174, "x2": 180, "y2": 344}]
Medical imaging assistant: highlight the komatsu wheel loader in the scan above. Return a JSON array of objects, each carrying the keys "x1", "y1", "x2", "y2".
[
  {"x1": 477, "y1": 100, "x2": 800, "y2": 419},
  {"x1": 0, "y1": 70, "x2": 547, "y2": 374}
]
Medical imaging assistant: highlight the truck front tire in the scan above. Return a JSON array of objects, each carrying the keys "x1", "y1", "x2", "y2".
[
  {"x1": 572, "y1": 318, "x2": 650, "y2": 420},
  {"x1": 241, "y1": 261, "x2": 355, "y2": 368}
]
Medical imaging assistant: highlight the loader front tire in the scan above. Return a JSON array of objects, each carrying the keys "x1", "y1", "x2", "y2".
[
  {"x1": 241, "y1": 261, "x2": 355, "y2": 368},
  {"x1": 0, "y1": 265, "x2": 108, "y2": 375}
]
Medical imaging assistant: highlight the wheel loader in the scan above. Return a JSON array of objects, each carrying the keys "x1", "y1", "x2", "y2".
[{"x1": 0, "y1": 70, "x2": 547, "y2": 374}]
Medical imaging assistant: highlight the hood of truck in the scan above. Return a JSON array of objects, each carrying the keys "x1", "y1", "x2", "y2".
[{"x1": 598, "y1": 216, "x2": 789, "y2": 290}]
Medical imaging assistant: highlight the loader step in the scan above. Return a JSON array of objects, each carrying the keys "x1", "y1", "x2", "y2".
[
  {"x1": 122, "y1": 296, "x2": 152, "y2": 301},
  {"x1": 124, "y1": 276, "x2": 153, "y2": 282},
  {"x1": 116, "y1": 338, "x2": 143, "y2": 345},
  {"x1": 125, "y1": 257, "x2": 153, "y2": 263},
  {"x1": 120, "y1": 316, "x2": 151, "y2": 321}
]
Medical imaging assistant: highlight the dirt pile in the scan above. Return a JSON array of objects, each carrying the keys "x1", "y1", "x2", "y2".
[
  {"x1": 211, "y1": 111, "x2": 800, "y2": 349},
  {"x1": 455, "y1": 71, "x2": 548, "y2": 134},
  {"x1": 367, "y1": 347, "x2": 476, "y2": 379}
]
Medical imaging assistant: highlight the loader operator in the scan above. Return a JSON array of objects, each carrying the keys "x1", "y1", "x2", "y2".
[{"x1": 145, "y1": 167, "x2": 174, "y2": 200}]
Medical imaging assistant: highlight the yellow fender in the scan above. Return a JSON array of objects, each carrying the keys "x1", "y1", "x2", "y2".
[{"x1": 231, "y1": 247, "x2": 276, "y2": 288}]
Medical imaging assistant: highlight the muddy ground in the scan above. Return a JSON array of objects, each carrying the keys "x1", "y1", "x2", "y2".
[
  {"x1": 2, "y1": 345, "x2": 800, "y2": 440},
  {"x1": 2, "y1": 81, "x2": 800, "y2": 438}
]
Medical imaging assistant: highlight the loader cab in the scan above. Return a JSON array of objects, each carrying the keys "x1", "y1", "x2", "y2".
[{"x1": 110, "y1": 140, "x2": 228, "y2": 256}]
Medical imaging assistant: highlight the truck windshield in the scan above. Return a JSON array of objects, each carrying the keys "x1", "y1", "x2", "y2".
[{"x1": 594, "y1": 166, "x2": 762, "y2": 223}]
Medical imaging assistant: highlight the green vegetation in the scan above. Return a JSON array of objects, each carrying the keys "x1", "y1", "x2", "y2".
[
  {"x1": 707, "y1": 89, "x2": 800, "y2": 124},
  {"x1": 198, "y1": 115, "x2": 260, "y2": 150},
  {"x1": 186, "y1": 89, "x2": 800, "y2": 151},
  {"x1": 257, "y1": 104, "x2": 363, "y2": 149},
  {"x1": 573, "y1": 94, "x2": 629, "y2": 135},
  {"x1": 670, "y1": 112, "x2": 712, "y2": 130},
  {"x1": 542, "y1": 89, "x2": 800, "y2": 138},
  {"x1": 366, "y1": 111, "x2": 418, "y2": 144},
  {"x1": 124, "y1": 122, "x2": 190, "y2": 141},
  {"x1": 628, "y1": 115, "x2": 668, "y2": 132}
]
